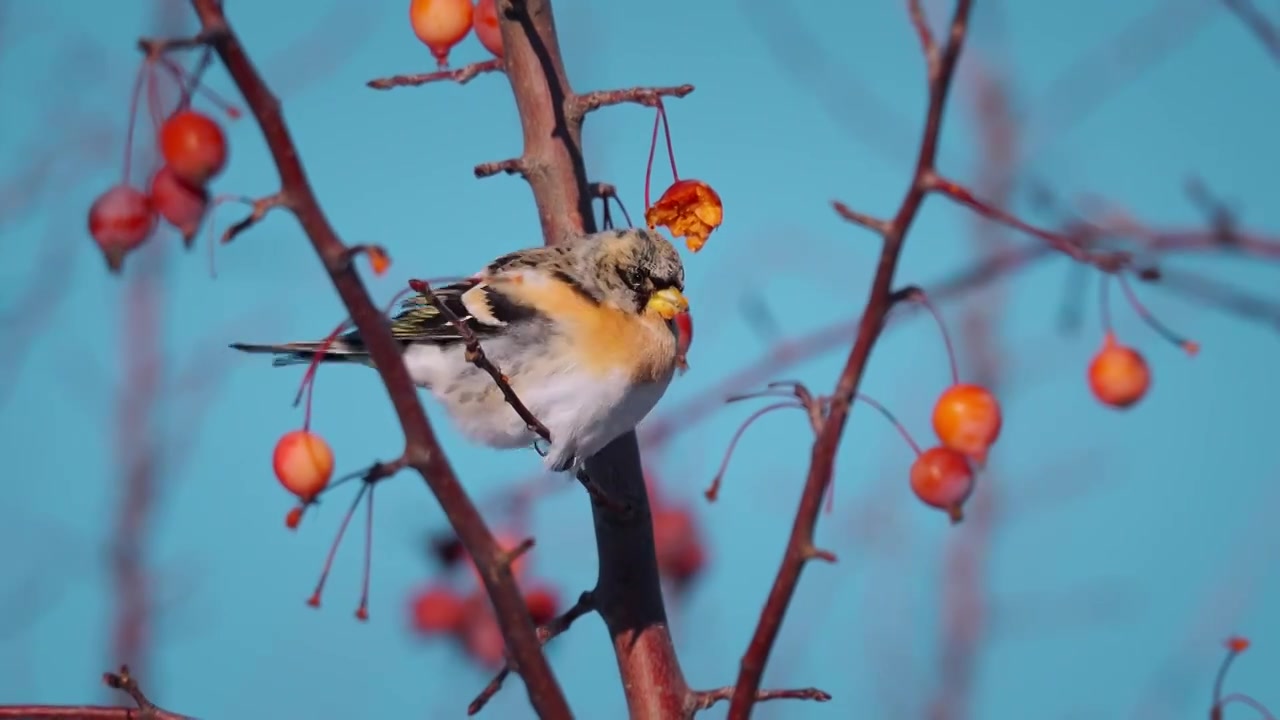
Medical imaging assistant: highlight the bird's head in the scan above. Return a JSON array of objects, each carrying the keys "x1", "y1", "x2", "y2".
[{"x1": 581, "y1": 228, "x2": 688, "y2": 320}]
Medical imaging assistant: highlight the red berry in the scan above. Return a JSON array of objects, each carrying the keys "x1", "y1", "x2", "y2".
[
  {"x1": 909, "y1": 447, "x2": 974, "y2": 523},
  {"x1": 652, "y1": 506, "x2": 706, "y2": 587},
  {"x1": 159, "y1": 110, "x2": 228, "y2": 187},
  {"x1": 673, "y1": 310, "x2": 693, "y2": 371},
  {"x1": 149, "y1": 165, "x2": 209, "y2": 246},
  {"x1": 409, "y1": 586, "x2": 465, "y2": 635},
  {"x1": 1088, "y1": 332, "x2": 1150, "y2": 409},
  {"x1": 472, "y1": 0, "x2": 502, "y2": 58},
  {"x1": 88, "y1": 184, "x2": 156, "y2": 272},
  {"x1": 462, "y1": 613, "x2": 507, "y2": 668},
  {"x1": 409, "y1": 0, "x2": 474, "y2": 68},
  {"x1": 931, "y1": 383, "x2": 1002, "y2": 464},
  {"x1": 523, "y1": 585, "x2": 559, "y2": 626},
  {"x1": 272, "y1": 430, "x2": 334, "y2": 502}
]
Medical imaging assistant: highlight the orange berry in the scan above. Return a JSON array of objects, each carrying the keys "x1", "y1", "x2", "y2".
[
  {"x1": 88, "y1": 184, "x2": 156, "y2": 272},
  {"x1": 472, "y1": 0, "x2": 502, "y2": 58},
  {"x1": 523, "y1": 585, "x2": 559, "y2": 626},
  {"x1": 910, "y1": 447, "x2": 974, "y2": 523},
  {"x1": 409, "y1": 0, "x2": 474, "y2": 67},
  {"x1": 931, "y1": 383, "x2": 1002, "y2": 464},
  {"x1": 159, "y1": 110, "x2": 228, "y2": 187},
  {"x1": 1088, "y1": 333, "x2": 1150, "y2": 409},
  {"x1": 272, "y1": 430, "x2": 334, "y2": 502},
  {"x1": 1225, "y1": 635, "x2": 1251, "y2": 654},
  {"x1": 409, "y1": 585, "x2": 465, "y2": 635},
  {"x1": 149, "y1": 165, "x2": 208, "y2": 246}
]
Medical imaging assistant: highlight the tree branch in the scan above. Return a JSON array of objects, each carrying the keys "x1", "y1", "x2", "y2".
[
  {"x1": 726, "y1": 2, "x2": 975, "y2": 716},
  {"x1": 366, "y1": 59, "x2": 504, "y2": 90},
  {"x1": 172, "y1": 3, "x2": 572, "y2": 717},
  {"x1": 491, "y1": 0, "x2": 695, "y2": 716},
  {"x1": 0, "y1": 666, "x2": 192, "y2": 720}
]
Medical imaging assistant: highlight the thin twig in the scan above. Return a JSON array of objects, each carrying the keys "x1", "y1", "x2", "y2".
[
  {"x1": 569, "y1": 84, "x2": 695, "y2": 119},
  {"x1": 366, "y1": 59, "x2": 504, "y2": 90},
  {"x1": 175, "y1": 3, "x2": 571, "y2": 717},
  {"x1": 468, "y1": 592, "x2": 598, "y2": 715},
  {"x1": 408, "y1": 278, "x2": 552, "y2": 441},
  {"x1": 0, "y1": 666, "x2": 192, "y2": 719},
  {"x1": 725, "y1": 2, "x2": 975, "y2": 716},
  {"x1": 687, "y1": 685, "x2": 832, "y2": 712},
  {"x1": 1221, "y1": 0, "x2": 1280, "y2": 64}
]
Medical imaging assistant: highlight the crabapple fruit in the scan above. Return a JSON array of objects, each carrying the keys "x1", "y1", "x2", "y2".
[
  {"x1": 409, "y1": 0, "x2": 474, "y2": 68},
  {"x1": 409, "y1": 586, "x2": 465, "y2": 635},
  {"x1": 88, "y1": 184, "x2": 156, "y2": 272},
  {"x1": 909, "y1": 446, "x2": 974, "y2": 523},
  {"x1": 932, "y1": 383, "x2": 1002, "y2": 464},
  {"x1": 1088, "y1": 333, "x2": 1150, "y2": 409},
  {"x1": 272, "y1": 430, "x2": 334, "y2": 502},
  {"x1": 149, "y1": 165, "x2": 209, "y2": 245},
  {"x1": 473, "y1": 0, "x2": 502, "y2": 58},
  {"x1": 159, "y1": 110, "x2": 228, "y2": 186}
]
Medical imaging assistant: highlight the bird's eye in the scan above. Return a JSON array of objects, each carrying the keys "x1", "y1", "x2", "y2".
[{"x1": 625, "y1": 267, "x2": 645, "y2": 288}]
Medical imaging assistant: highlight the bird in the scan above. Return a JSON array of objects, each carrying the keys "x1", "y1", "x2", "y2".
[{"x1": 230, "y1": 228, "x2": 689, "y2": 474}]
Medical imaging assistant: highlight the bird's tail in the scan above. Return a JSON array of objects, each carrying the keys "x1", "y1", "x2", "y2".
[{"x1": 229, "y1": 340, "x2": 370, "y2": 368}]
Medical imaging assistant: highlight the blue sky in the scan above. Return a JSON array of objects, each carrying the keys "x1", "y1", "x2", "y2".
[{"x1": 3, "y1": 1, "x2": 1279, "y2": 718}]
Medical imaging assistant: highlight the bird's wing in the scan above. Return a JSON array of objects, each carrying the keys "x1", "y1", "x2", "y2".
[{"x1": 385, "y1": 277, "x2": 542, "y2": 344}]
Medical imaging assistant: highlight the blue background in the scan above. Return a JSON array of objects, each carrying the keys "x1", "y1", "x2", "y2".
[{"x1": 3, "y1": 0, "x2": 1278, "y2": 717}]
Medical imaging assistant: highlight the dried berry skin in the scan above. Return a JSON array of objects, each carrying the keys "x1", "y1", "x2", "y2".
[{"x1": 645, "y1": 179, "x2": 723, "y2": 252}]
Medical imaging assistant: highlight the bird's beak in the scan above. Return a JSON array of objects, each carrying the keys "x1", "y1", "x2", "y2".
[{"x1": 647, "y1": 287, "x2": 689, "y2": 320}]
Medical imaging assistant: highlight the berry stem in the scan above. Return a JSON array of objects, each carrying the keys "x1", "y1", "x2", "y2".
[
  {"x1": 854, "y1": 392, "x2": 923, "y2": 457},
  {"x1": 910, "y1": 289, "x2": 960, "y2": 386},
  {"x1": 122, "y1": 59, "x2": 149, "y2": 184},
  {"x1": 1213, "y1": 641, "x2": 1244, "y2": 718},
  {"x1": 307, "y1": 481, "x2": 369, "y2": 609},
  {"x1": 657, "y1": 99, "x2": 679, "y2": 181},
  {"x1": 356, "y1": 484, "x2": 376, "y2": 621},
  {"x1": 1099, "y1": 272, "x2": 1115, "y2": 335},
  {"x1": 294, "y1": 320, "x2": 353, "y2": 431},
  {"x1": 705, "y1": 402, "x2": 804, "y2": 502},
  {"x1": 642, "y1": 101, "x2": 680, "y2": 211},
  {"x1": 1116, "y1": 272, "x2": 1199, "y2": 355},
  {"x1": 644, "y1": 108, "x2": 660, "y2": 210},
  {"x1": 158, "y1": 56, "x2": 243, "y2": 119}
]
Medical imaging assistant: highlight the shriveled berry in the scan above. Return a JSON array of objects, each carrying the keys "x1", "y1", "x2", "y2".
[
  {"x1": 909, "y1": 447, "x2": 974, "y2": 523},
  {"x1": 88, "y1": 184, "x2": 157, "y2": 273},
  {"x1": 159, "y1": 110, "x2": 228, "y2": 186}
]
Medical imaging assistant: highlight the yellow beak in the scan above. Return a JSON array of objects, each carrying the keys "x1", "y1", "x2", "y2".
[{"x1": 646, "y1": 287, "x2": 689, "y2": 320}]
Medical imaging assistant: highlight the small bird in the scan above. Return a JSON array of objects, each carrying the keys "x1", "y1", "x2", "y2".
[{"x1": 231, "y1": 228, "x2": 689, "y2": 473}]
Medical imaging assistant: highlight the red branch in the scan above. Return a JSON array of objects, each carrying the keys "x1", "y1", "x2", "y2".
[
  {"x1": 178, "y1": 2, "x2": 571, "y2": 716},
  {"x1": 726, "y1": 2, "x2": 976, "y2": 715},
  {"x1": 0, "y1": 666, "x2": 191, "y2": 720}
]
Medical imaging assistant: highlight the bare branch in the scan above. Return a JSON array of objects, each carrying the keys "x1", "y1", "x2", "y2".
[
  {"x1": 569, "y1": 83, "x2": 695, "y2": 119},
  {"x1": 726, "y1": 2, "x2": 976, "y2": 716},
  {"x1": 469, "y1": 592, "x2": 598, "y2": 715},
  {"x1": 366, "y1": 59, "x2": 504, "y2": 90},
  {"x1": 171, "y1": 2, "x2": 571, "y2": 717},
  {"x1": 219, "y1": 191, "x2": 287, "y2": 244},
  {"x1": 0, "y1": 666, "x2": 192, "y2": 720},
  {"x1": 474, "y1": 157, "x2": 527, "y2": 179},
  {"x1": 688, "y1": 685, "x2": 832, "y2": 713},
  {"x1": 1221, "y1": 0, "x2": 1280, "y2": 64}
]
